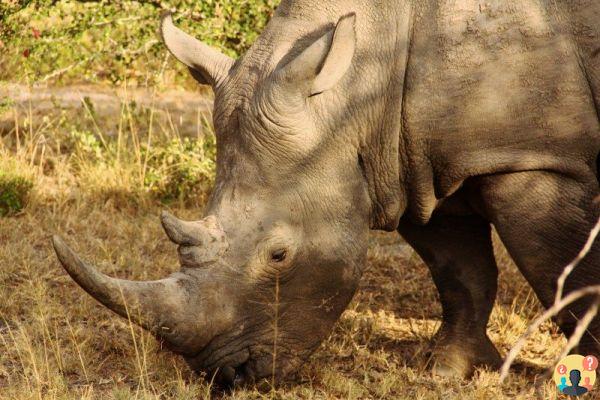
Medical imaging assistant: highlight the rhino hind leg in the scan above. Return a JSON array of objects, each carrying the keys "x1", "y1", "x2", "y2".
[
  {"x1": 398, "y1": 214, "x2": 502, "y2": 378},
  {"x1": 478, "y1": 170, "x2": 600, "y2": 358}
]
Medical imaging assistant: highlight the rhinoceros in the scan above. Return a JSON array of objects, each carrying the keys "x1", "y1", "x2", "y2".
[{"x1": 52, "y1": 0, "x2": 600, "y2": 385}]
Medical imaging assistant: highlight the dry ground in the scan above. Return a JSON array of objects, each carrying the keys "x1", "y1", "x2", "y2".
[{"x1": 0, "y1": 84, "x2": 572, "y2": 399}]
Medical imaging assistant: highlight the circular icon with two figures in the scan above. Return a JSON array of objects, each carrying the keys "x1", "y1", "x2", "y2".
[{"x1": 553, "y1": 354, "x2": 598, "y2": 396}]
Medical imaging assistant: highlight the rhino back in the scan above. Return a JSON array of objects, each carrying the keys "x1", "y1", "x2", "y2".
[{"x1": 403, "y1": 0, "x2": 600, "y2": 199}]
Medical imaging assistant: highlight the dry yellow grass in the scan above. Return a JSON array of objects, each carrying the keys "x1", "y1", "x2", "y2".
[{"x1": 0, "y1": 84, "x2": 569, "y2": 399}]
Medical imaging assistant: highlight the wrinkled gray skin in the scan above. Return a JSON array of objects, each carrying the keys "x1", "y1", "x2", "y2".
[{"x1": 53, "y1": 0, "x2": 600, "y2": 385}]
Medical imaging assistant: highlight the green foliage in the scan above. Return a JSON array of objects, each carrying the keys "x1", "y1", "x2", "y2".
[
  {"x1": 1, "y1": 0, "x2": 279, "y2": 86},
  {"x1": 0, "y1": 171, "x2": 33, "y2": 216},
  {"x1": 56, "y1": 107, "x2": 217, "y2": 205},
  {"x1": 0, "y1": 1, "x2": 34, "y2": 20},
  {"x1": 143, "y1": 136, "x2": 216, "y2": 204},
  {"x1": 69, "y1": 128, "x2": 105, "y2": 160},
  {"x1": 0, "y1": 98, "x2": 15, "y2": 114}
]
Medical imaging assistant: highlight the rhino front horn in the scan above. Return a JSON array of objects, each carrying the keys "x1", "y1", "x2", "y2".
[{"x1": 51, "y1": 235, "x2": 190, "y2": 335}]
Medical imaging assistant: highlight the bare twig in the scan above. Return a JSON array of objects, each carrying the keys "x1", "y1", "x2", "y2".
[
  {"x1": 499, "y1": 216, "x2": 600, "y2": 383},
  {"x1": 40, "y1": 56, "x2": 95, "y2": 83},
  {"x1": 555, "y1": 217, "x2": 600, "y2": 303},
  {"x1": 499, "y1": 285, "x2": 600, "y2": 381},
  {"x1": 92, "y1": 16, "x2": 146, "y2": 27},
  {"x1": 39, "y1": 39, "x2": 159, "y2": 83},
  {"x1": 534, "y1": 297, "x2": 600, "y2": 390}
]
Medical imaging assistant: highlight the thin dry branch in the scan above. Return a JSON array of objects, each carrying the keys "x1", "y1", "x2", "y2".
[
  {"x1": 555, "y1": 217, "x2": 600, "y2": 303},
  {"x1": 499, "y1": 216, "x2": 600, "y2": 383},
  {"x1": 534, "y1": 297, "x2": 600, "y2": 390},
  {"x1": 499, "y1": 284, "x2": 600, "y2": 381}
]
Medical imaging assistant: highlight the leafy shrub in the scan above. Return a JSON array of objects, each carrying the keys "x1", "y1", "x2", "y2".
[
  {"x1": 2, "y1": 92, "x2": 218, "y2": 206},
  {"x1": 143, "y1": 136, "x2": 216, "y2": 205},
  {"x1": 58, "y1": 122, "x2": 217, "y2": 205},
  {"x1": 69, "y1": 128, "x2": 105, "y2": 161},
  {"x1": 1, "y1": 0, "x2": 279, "y2": 86},
  {"x1": 0, "y1": 172, "x2": 33, "y2": 216}
]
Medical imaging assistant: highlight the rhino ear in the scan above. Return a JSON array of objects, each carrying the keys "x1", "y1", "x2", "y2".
[
  {"x1": 276, "y1": 13, "x2": 356, "y2": 96},
  {"x1": 160, "y1": 12, "x2": 235, "y2": 88}
]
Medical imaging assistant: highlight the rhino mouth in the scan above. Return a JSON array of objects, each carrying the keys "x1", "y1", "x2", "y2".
[
  {"x1": 203, "y1": 347, "x2": 252, "y2": 387},
  {"x1": 185, "y1": 325, "x2": 305, "y2": 387},
  {"x1": 189, "y1": 345, "x2": 298, "y2": 388}
]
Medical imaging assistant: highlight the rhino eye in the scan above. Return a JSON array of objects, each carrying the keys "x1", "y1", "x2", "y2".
[{"x1": 270, "y1": 249, "x2": 287, "y2": 263}]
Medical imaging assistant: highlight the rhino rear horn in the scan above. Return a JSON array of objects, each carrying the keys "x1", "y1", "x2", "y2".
[
  {"x1": 161, "y1": 210, "x2": 204, "y2": 246},
  {"x1": 160, "y1": 12, "x2": 234, "y2": 88},
  {"x1": 160, "y1": 211, "x2": 228, "y2": 251}
]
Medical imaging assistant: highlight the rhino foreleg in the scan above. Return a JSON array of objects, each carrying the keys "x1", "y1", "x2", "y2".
[{"x1": 398, "y1": 214, "x2": 502, "y2": 378}]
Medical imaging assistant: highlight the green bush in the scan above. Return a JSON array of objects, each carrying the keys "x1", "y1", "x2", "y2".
[
  {"x1": 1, "y1": 0, "x2": 279, "y2": 86},
  {"x1": 0, "y1": 172, "x2": 33, "y2": 216},
  {"x1": 143, "y1": 136, "x2": 216, "y2": 205},
  {"x1": 57, "y1": 117, "x2": 217, "y2": 205}
]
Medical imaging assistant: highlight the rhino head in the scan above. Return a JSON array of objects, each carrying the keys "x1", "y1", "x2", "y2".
[{"x1": 53, "y1": 12, "x2": 372, "y2": 385}]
